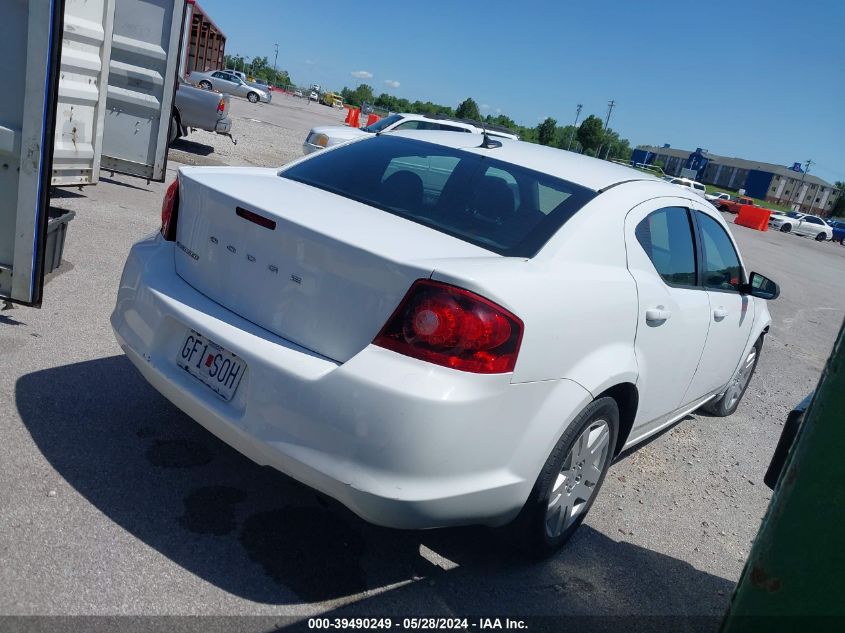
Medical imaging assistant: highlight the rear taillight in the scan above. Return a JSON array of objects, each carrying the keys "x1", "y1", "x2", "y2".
[
  {"x1": 373, "y1": 279, "x2": 523, "y2": 374},
  {"x1": 217, "y1": 98, "x2": 225, "y2": 113},
  {"x1": 160, "y1": 179, "x2": 179, "y2": 241}
]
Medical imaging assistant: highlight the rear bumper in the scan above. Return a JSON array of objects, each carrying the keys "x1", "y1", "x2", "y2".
[
  {"x1": 215, "y1": 117, "x2": 232, "y2": 134},
  {"x1": 111, "y1": 235, "x2": 592, "y2": 529}
]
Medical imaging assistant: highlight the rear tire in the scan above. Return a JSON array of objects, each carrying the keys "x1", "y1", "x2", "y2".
[
  {"x1": 780, "y1": 224, "x2": 791, "y2": 233},
  {"x1": 701, "y1": 337, "x2": 762, "y2": 417},
  {"x1": 247, "y1": 92, "x2": 259, "y2": 103},
  {"x1": 199, "y1": 80, "x2": 212, "y2": 90},
  {"x1": 168, "y1": 113, "x2": 181, "y2": 144},
  {"x1": 506, "y1": 397, "x2": 619, "y2": 558}
]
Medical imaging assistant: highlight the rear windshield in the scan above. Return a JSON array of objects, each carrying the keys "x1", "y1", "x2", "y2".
[{"x1": 280, "y1": 135, "x2": 596, "y2": 257}]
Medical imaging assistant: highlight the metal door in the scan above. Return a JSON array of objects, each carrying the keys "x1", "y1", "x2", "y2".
[
  {"x1": 1, "y1": 0, "x2": 64, "y2": 306},
  {"x1": 51, "y1": 0, "x2": 115, "y2": 186},
  {"x1": 100, "y1": 0, "x2": 185, "y2": 181}
]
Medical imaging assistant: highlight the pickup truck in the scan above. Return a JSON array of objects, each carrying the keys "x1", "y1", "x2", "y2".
[
  {"x1": 716, "y1": 196, "x2": 757, "y2": 214},
  {"x1": 170, "y1": 79, "x2": 234, "y2": 144}
]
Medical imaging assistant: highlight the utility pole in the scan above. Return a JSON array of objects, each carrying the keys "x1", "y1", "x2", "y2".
[
  {"x1": 273, "y1": 43, "x2": 279, "y2": 84},
  {"x1": 788, "y1": 159, "x2": 814, "y2": 210},
  {"x1": 596, "y1": 99, "x2": 616, "y2": 159},
  {"x1": 567, "y1": 103, "x2": 583, "y2": 151}
]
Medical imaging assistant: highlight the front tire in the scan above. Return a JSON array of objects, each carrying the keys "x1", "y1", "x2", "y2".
[
  {"x1": 701, "y1": 337, "x2": 762, "y2": 417},
  {"x1": 815, "y1": 232, "x2": 827, "y2": 241},
  {"x1": 507, "y1": 397, "x2": 619, "y2": 557},
  {"x1": 247, "y1": 92, "x2": 259, "y2": 103}
]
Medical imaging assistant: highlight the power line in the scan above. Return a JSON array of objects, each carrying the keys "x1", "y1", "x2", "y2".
[
  {"x1": 788, "y1": 159, "x2": 814, "y2": 209},
  {"x1": 596, "y1": 99, "x2": 616, "y2": 159},
  {"x1": 567, "y1": 104, "x2": 582, "y2": 151}
]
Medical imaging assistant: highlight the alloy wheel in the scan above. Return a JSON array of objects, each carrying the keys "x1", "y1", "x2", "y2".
[
  {"x1": 723, "y1": 348, "x2": 758, "y2": 411},
  {"x1": 545, "y1": 420, "x2": 611, "y2": 538}
]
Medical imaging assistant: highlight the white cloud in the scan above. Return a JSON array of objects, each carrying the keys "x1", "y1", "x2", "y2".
[
  {"x1": 384, "y1": 79, "x2": 400, "y2": 88},
  {"x1": 496, "y1": 107, "x2": 502, "y2": 114},
  {"x1": 305, "y1": 59, "x2": 315, "y2": 65},
  {"x1": 481, "y1": 103, "x2": 490, "y2": 110},
  {"x1": 351, "y1": 70, "x2": 373, "y2": 79}
]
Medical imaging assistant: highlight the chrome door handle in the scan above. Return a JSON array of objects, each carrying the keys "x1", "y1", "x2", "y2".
[
  {"x1": 713, "y1": 307, "x2": 729, "y2": 320},
  {"x1": 645, "y1": 307, "x2": 672, "y2": 322}
]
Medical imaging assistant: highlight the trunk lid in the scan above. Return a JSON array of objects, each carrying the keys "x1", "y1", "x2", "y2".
[{"x1": 174, "y1": 167, "x2": 495, "y2": 362}]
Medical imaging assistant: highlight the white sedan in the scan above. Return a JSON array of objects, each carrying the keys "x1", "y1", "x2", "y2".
[
  {"x1": 768, "y1": 211, "x2": 832, "y2": 241},
  {"x1": 302, "y1": 112, "x2": 519, "y2": 154},
  {"x1": 111, "y1": 132, "x2": 778, "y2": 555}
]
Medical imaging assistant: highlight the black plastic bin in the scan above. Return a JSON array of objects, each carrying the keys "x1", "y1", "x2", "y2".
[{"x1": 44, "y1": 208, "x2": 75, "y2": 275}]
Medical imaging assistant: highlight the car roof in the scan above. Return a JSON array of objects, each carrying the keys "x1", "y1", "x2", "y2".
[{"x1": 386, "y1": 131, "x2": 662, "y2": 191}]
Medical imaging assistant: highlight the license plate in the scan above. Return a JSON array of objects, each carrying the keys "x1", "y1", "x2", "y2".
[{"x1": 176, "y1": 330, "x2": 245, "y2": 402}]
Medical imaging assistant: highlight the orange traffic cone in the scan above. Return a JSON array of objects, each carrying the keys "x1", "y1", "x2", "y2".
[
  {"x1": 349, "y1": 108, "x2": 360, "y2": 128},
  {"x1": 344, "y1": 106, "x2": 353, "y2": 125},
  {"x1": 366, "y1": 113, "x2": 380, "y2": 127}
]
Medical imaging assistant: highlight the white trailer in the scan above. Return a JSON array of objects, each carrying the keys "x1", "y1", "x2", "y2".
[{"x1": 1, "y1": 0, "x2": 64, "y2": 306}]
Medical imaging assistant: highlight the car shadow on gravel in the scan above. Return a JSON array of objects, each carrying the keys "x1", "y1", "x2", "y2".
[
  {"x1": 16, "y1": 355, "x2": 734, "y2": 614},
  {"x1": 170, "y1": 138, "x2": 216, "y2": 156}
]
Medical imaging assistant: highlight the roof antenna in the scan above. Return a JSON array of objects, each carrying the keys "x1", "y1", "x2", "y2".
[{"x1": 477, "y1": 117, "x2": 501, "y2": 149}]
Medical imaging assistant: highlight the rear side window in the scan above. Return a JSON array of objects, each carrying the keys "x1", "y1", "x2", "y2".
[
  {"x1": 696, "y1": 212, "x2": 743, "y2": 291},
  {"x1": 281, "y1": 135, "x2": 596, "y2": 256},
  {"x1": 635, "y1": 207, "x2": 697, "y2": 286}
]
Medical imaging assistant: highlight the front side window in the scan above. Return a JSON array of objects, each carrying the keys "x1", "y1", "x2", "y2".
[
  {"x1": 635, "y1": 207, "x2": 697, "y2": 286},
  {"x1": 696, "y1": 212, "x2": 743, "y2": 291},
  {"x1": 281, "y1": 135, "x2": 596, "y2": 256}
]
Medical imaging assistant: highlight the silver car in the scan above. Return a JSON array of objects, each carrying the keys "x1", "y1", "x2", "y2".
[{"x1": 187, "y1": 70, "x2": 270, "y2": 103}]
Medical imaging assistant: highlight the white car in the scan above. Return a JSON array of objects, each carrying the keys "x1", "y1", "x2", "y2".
[
  {"x1": 302, "y1": 112, "x2": 520, "y2": 154},
  {"x1": 705, "y1": 191, "x2": 731, "y2": 203},
  {"x1": 187, "y1": 70, "x2": 271, "y2": 103},
  {"x1": 768, "y1": 211, "x2": 832, "y2": 241},
  {"x1": 112, "y1": 132, "x2": 778, "y2": 555},
  {"x1": 662, "y1": 176, "x2": 707, "y2": 198},
  {"x1": 309, "y1": 91, "x2": 319, "y2": 102}
]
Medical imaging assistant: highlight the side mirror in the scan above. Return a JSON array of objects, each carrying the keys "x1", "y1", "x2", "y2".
[{"x1": 741, "y1": 271, "x2": 780, "y2": 300}]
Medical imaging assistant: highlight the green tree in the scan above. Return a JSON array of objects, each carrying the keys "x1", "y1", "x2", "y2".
[
  {"x1": 577, "y1": 115, "x2": 604, "y2": 154},
  {"x1": 536, "y1": 117, "x2": 557, "y2": 146},
  {"x1": 341, "y1": 84, "x2": 375, "y2": 107},
  {"x1": 455, "y1": 97, "x2": 481, "y2": 121},
  {"x1": 833, "y1": 181, "x2": 845, "y2": 217}
]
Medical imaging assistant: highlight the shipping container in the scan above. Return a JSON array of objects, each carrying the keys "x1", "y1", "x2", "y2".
[
  {"x1": 1, "y1": 0, "x2": 64, "y2": 306},
  {"x1": 180, "y1": 0, "x2": 226, "y2": 77},
  {"x1": 100, "y1": 0, "x2": 185, "y2": 181},
  {"x1": 51, "y1": 0, "x2": 115, "y2": 187}
]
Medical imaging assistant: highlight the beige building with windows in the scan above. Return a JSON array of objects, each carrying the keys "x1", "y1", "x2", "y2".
[{"x1": 636, "y1": 146, "x2": 840, "y2": 216}]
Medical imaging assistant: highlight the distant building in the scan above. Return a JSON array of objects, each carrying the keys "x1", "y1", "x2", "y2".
[{"x1": 632, "y1": 145, "x2": 840, "y2": 216}]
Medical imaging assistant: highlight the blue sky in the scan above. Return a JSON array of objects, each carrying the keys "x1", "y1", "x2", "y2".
[{"x1": 199, "y1": 0, "x2": 844, "y2": 185}]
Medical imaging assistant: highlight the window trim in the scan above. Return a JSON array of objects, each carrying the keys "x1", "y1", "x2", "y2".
[{"x1": 691, "y1": 209, "x2": 746, "y2": 295}]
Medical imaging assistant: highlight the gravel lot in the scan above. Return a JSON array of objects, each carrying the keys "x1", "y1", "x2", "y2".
[
  {"x1": 1, "y1": 94, "x2": 844, "y2": 626},
  {"x1": 169, "y1": 92, "x2": 346, "y2": 168}
]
